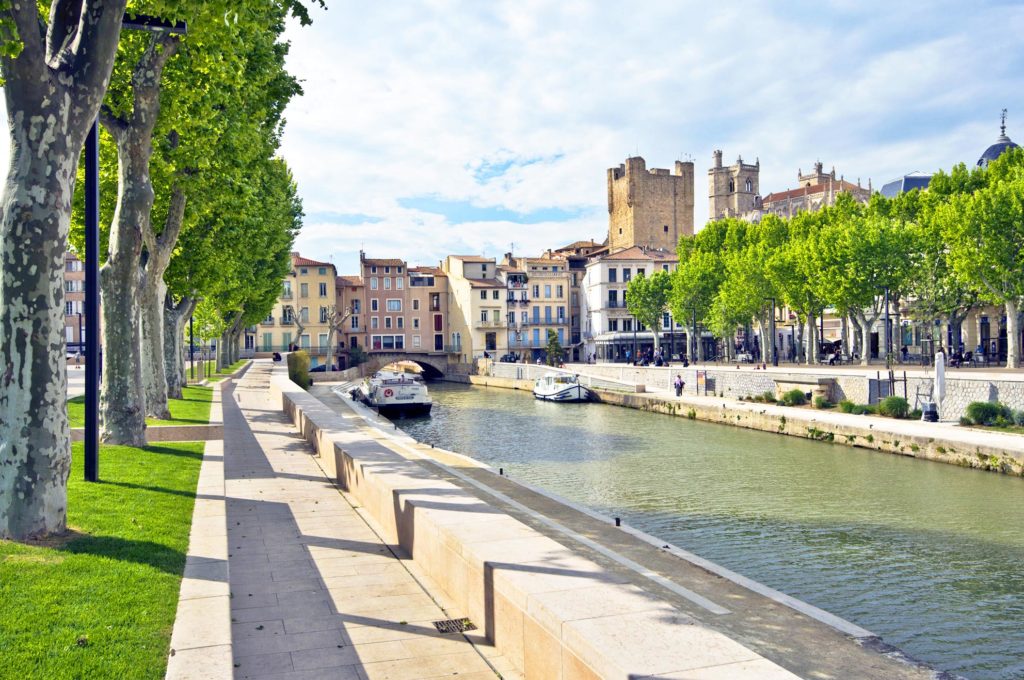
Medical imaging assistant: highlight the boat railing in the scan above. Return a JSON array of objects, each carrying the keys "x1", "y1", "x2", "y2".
[{"x1": 490, "y1": 362, "x2": 633, "y2": 392}]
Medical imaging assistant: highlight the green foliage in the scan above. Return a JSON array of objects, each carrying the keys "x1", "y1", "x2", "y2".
[
  {"x1": 68, "y1": 386, "x2": 213, "y2": 428},
  {"x1": 781, "y1": 389, "x2": 807, "y2": 406},
  {"x1": 287, "y1": 350, "x2": 311, "y2": 388},
  {"x1": 878, "y1": 396, "x2": 910, "y2": 419},
  {"x1": 813, "y1": 396, "x2": 833, "y2": 409},
  {"x1": 0, "y1": 441, "x2": 203, "y2": 678},
  {"x1": 838, "y1": 399, "x2": 856, "y2": 413},
  {"x1": 349, "y1": 345, "x2": 367, "y2": 367},
  {"x1": 1013, "y1": 410, "x2": 1024, "y2": 427},
  {"x1": 625, "y1": 270, "x2": 672, "y2": 348},
  {"x1": 965, "y1": 401, "x2": 1012, "y2": 426},
  {"x1": 910, "y1": 409, "x2": 923, "y2": 420},
  {"x1": 545, "y1": 329, "x2": 564, "y2": 366}
]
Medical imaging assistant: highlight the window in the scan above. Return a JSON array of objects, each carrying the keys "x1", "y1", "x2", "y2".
[
  {"x1": 434, "y1": 314, "x2": 443, "y2": 331},
  {"x1": 283, "y1": 308, "x2": 294, "y2": 322},
  {"x1": 521, "y1": 311, "x2": 528, "y2": 323},
  {"x1": 65, "y1": 301, "x2": 74, "y2": 315},
  {"x1": 300, "y1": 334, "x2": 311, "y2": 349},
  {"x1": 556, "y1": 285, "x2": 563, "y2": 297},
  {"x1": 622, "y1": 268, "x2": 631, "y2": 282},
  {"x1": 318, "y1": 267, "x2": 327, "y2": 275},
  {"x1": 282, "y1": 332, "x2": 292, "y2": 348},
  {"x1": 384, "y1": 266, "x2": 391, "y2": 274},
  {"x1": 300, "y1": 267, "x2": 308, "y2": 274},
  {"x1": 371, "y1": 317, "x2": 379, "y2": 329},
  {"x1": 480, "y1": 290, "x2": 487, "y2": 300},
  {"x1": 557, "y1": 306, "x2": 565, "y2": 322},
  {"x1": 532, "y1": 285, "x2": 540, "y2": 298},
  {"x1": 385, "y1": 317, "x2": 392, "y2": 329},
  {"x1": 412, "y1": 299, "x2": 420, "y2": 311},
  {"x1": 492, "y1": 290, "x2": 499, "y2": 300},
  {"x1": 544, "y1": 306, "x2": 552, "y2": 322},
  {"x1": 398, "y1": 266, "x2": 403, "y2": 273},
  {"x1": 544, "y1": 285, "x2": 551, "y2": 298},
  {"x1": 608, "y1": 290, "x2": 618, "y2": 307},
  {"x1": 351, "y1": 316, "x2": 359, "y2": 330},
  {"x1": 396, "y1": 277, "x2": 404, "y2": 289},
  {"x1": 371, "y1": 299, "x2": 379, "y2": 312},
  {"x1": 413, "y1": 318, "x2": 420, "y2": 329},
  {"x1": 412, "y1": 335, "x2": 421, "y2": 348},
  {"x1": 384, "y1": 277, "x2": 391, "y2": 290},
  {"x1": 319, "y1": 282, "x2": 327, "y2": 296},
  {"x1": 664, "y1": 225, "x2": 669, "y2": 233},
  {"x1": 480, "y1": 310, "x2": 488, "y2": 322},
  {"x1": 609, "y1": 319, "x2": 618, "y2": 332},
  {"x1": 319, "y1": 307, "x2": 329, "y2": 323},
  {"x1": 262, "y1": 333, "x2": 273, "y2": 351},
  {"x1": 371, "y1": 334, "x2": 405, "y2": 350},
  {"x1": 663, "y1": 264, "x2": 669, "y2": 271},
  {"x1": 623, "y1": 319, "x2": 633, "y2": 332},
  {"x1": 636, "y1": 268, "x2": 645, "y2": 277},
  {"x1": 371, "y1": 265, "x2": 377, "y2": 274},
  {"x1": 300, "y1": 307, "x2": 309, "y2": 322},
  {"x1": 729, "y1": 179, "x2": 735, "y2": 192},
  {"x1": 745, "y1": 178, "x2": 753, "y2": 192},
  {"x1": 435, "y1": 334, "x2": 443, "y2": 351},
  {"x1": 300, "y1": 283, "x2": 309, "y2": 297},
  {"x1": 386, "y1": 299, "x2": 401, "y2": 312},
  {"x1": 608, "y1": 268, "x2": 617, "y2": 283},
  {"x1": 318, "y1": 333, "x2": 328, "y2": 348},
  {"x1": 352, "y1": 300, "x2": 361, "y2": 313},
  {"x1": 397, "y1": 317, "x2": 404, "y2": 329},
  {"x1": 370, "y1": 277, "x2": 378, "y2": 290}
]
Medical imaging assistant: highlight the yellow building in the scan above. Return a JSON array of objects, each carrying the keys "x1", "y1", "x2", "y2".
[
  {"x1": 442, "y1": 255, "x2": 506, "y2": 362},
  {"x1": 258, "y1": 253, "x2": 338, "y2": 367},
  {"x1": 501, "y1": 253, "x2": 572, "y2": 361}
]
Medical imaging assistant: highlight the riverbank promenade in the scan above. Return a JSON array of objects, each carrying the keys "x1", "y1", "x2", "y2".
[{"x1": 169, "y1": 363, "x2": 516, "y2": 680}]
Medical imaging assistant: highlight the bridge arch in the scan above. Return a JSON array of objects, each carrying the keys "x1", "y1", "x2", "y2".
[{"x1": 360, "y1": 352, "x2": 449, "y2": 379}]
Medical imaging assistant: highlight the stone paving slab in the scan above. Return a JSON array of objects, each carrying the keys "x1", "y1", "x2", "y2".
[{"x1": 219, "y1": 363, "x2": 509, "y2": 680}]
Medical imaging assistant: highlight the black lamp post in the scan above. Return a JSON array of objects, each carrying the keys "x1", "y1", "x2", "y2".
[
  {"x1": 82, "y1": 14, "x2": 187, "y2": 483},
  {"x1": 765, "y1": 297, "x2": 778, "y2": 366}
]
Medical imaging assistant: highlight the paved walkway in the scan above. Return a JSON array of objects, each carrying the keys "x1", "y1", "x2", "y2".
[{"x1": 222, "y1": 363, "x2": 512, "y2": 680}]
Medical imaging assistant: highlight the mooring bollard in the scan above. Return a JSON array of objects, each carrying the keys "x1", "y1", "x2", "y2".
[
  {"x1": 499, "y1": 467, "x2": 503, "y2": 476},
  {"x1": 615, "y1": 517, "x2": 621, "y2": 527}
]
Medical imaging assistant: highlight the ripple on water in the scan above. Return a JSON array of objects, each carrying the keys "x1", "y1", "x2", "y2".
[{"x1": 397, "y1": 383, "x2": 1024, "y2": 680}]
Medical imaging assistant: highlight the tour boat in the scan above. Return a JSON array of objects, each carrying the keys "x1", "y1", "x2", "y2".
[
  {"x1": 356, "y1": 370, "x2": 433, "y2": 417},
  {"x1": 532, "y1": 373, "x2": 592, "y2": 403}
]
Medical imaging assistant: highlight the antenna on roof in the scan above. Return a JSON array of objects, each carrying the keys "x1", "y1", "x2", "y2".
[{"x1": 1001, "y1": 108, "x2": 1008, "y2": 136}]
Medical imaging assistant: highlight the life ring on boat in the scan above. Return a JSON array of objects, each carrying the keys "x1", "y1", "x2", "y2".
[{"x1": 383, "y1": 388, "x2": 394, "y2": 397}]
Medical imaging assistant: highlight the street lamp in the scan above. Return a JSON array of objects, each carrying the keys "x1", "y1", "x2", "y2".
[
  {"x1": 83, "y1": 13, "x2": 187, "y2": 483},
  {"x1": 764, "y1": 297, "x2": 778, "y2": 367}
]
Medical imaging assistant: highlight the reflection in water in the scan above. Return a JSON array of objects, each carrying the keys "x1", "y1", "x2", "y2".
[{"x1": 398, "y1": 383, "x2": 1024, "y2": 680}]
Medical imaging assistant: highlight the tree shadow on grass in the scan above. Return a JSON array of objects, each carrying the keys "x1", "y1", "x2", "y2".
[
  {"x1": 143, "y1": 444, "x2": 204, "y2": 460},
  {"x1": 97, "y1": 479, "x2": 197, "y2": 500},
  {"x1": 61, "y1": 534, "x2": 186, "y2": 576}
]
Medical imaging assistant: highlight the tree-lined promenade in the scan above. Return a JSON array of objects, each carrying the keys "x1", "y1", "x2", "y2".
[
  {"x1": 0, "y1": 1, "x2": 320, "y2": 540},
  {"x1": 627, "y1": 149, "x2": 1024, "y2": 371}
]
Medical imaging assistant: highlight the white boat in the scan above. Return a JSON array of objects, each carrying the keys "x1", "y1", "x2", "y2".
[
  {"x1": 355, "y1": 370, "x2": 433, "y2": 417},
  {"x1": 532, "y1": 373, "x2": 592, "y2": 403}
]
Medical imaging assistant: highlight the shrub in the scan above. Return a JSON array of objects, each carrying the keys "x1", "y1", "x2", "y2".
[
  {"x1": 838, "y1": 399, "x2": 856, "y2": 414},
  {"x1": 965, "y1": 401, "x2": 1011, "y2": 426},
  {"x1": 959, "y1": 416, "x2": 974, "y2": 426},
  {"x1": 762, "y1": 390, "x2": 777, "y2": 403},
  {"x1": 909, "y1": 409, "x2": 922, "y2": 420},
  {"x1": 287, "y1": 350, "x2": 311, "y2": 388},
  {"x1": 878, "y1": 396, "x2": 910, "y2": 419},
  {"x1": 813, "y1": 396, "x2": 833, "y2": 409},
  {"x1": 781, "y1": 389, "x2": 807, "y2": 406},
  {"x1": 1014, "y1": 410, "x2": 1024, "y2": 427}
]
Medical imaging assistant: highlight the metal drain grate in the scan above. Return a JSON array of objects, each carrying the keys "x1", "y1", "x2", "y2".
[{"x1": 433, "y1": 618, "x2": 476, "y2": 634}]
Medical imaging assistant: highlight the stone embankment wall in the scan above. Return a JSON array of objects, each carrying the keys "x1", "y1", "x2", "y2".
[
  {"x1": 268, "y1": 368, "x2": 799, "y2": 679},
  {"x1": 567, "y1": 363, "x2": 1024, "y2": 420}
]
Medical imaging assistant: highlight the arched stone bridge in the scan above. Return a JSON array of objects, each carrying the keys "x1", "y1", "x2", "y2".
[{"x1": 359, "y1": 352, "x2": 452, "y2": 379}]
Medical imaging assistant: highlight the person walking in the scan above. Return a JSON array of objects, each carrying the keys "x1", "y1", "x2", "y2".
[{"x1": 673, "y1": 374, "x2": 684, "y2": 397}]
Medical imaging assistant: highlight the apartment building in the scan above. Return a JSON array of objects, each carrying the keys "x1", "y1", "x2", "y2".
[
  {"x1": 407, "y1": 266, "x2": 448, "y2": 354},
  {"x1": 581, "y1": 246, "x2": 688, "y2": 362},
  {"x1": 336, "y1": 274, "x2": 366, "y2": 356},
  {"x1": 64, "y1": 251, "x2": 86, "y2": 353},
  {"x1": 258, "y1": 253, "x2": 337, "y2": 367},
  {"x1": 500, "y1": 253, "x2": 572, "y2": 362},
  {"x1": 442, "y1": 255, "x2": 506, "y2": 362}
]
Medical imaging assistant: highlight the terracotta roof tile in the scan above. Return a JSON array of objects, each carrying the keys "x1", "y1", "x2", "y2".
[
  {"x1": 601, "y1": 246, "x2": 676, "y2": 261},
  {"x1": 361, "y1": 257, "x2": 405, "y2": 267},
  {"x1": 762, "y1": 180, "x2": 867, "y2": 204},
  {"x1": 336, "y1": 275, "x2": 363, "y2": 286},
  {"x1": 292, "y1": 254, "x2": 334, "y2": 268}
]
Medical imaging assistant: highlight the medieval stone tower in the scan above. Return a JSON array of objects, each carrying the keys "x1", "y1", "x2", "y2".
[
  {"x1": 708, "y1": 150, "x2": 760, "y2": 221},
  {"x1": 607, "y1": 156, "x2": 694, "y2": 252}
]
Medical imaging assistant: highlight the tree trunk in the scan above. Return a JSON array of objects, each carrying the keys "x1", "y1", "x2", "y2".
[
  {"x1": 164, "y1": 296, "x2": 195, "y2": 399},
  {"x1": 851, "y1": 312, "x2": 876, "y2": 367},
  {"x1": 693, "y1": 321, "x2": 702, "y2": 362},
  {"x1": 795, "y1": 318, "x2": 804, "y2": 363},
  {"x1": 1006, "y1": 299, "x2": 1020, "y2": 369},
  {"x1": 805, "y1": 314, "x2": 817, "y2": 364},
  {"x1": 0, "y1": 0, "x2": 129, "y2": 538}
]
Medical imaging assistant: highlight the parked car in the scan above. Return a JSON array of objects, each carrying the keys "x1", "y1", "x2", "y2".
[{"x1": 499, "y1": 353, "x2": 519, "y2": 363}]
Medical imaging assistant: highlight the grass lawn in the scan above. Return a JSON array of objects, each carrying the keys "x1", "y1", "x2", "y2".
[
  {"x1": 68, "y1": 386, "x2": 213, "y2": 428},
  {"x1": 187, "y1": 358, "x2": 249, "y2": 384},
  {"x1": 0, "y1": 441, "x2": 204, "y2": 678}
]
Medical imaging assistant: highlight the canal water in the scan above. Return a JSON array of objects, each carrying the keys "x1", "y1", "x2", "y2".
[{"x1": 395, "y1": 382, "x2": 1024, "y2": 680}]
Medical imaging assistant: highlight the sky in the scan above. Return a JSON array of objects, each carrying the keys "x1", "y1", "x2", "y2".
[{"x1": 278, "y1": 0, "x2": 1024, "y2": 275}]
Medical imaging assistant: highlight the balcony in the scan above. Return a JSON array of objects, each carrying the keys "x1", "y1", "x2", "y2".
[
  {"x1": 280, "y1": 292, "x2": 293, "y2": 300},
  {"x1": 444, "y1": 344, "x2": 462, "y2": 354},
  {"x1": 260, "y1": 318, "x2": 275, "y2": 326},
  {"x1": 606, "y1": 300, "x2": 620, "y2": 308},
  {"x1": 280, "y1": 317, "x2": 294, "y2": 326},
  {"x1": 475, "y1": 320, "x2": 505, "y2": 329}
]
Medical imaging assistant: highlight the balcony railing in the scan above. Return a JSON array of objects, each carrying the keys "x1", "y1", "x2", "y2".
[
  {"x1": 444, "y1": 344, "x2": 462, "y2": 354},
  {"x1": 280, "y1": 292, "x2": 293, "y2": 300},
  {"x1": 260, "y1": 318, "x2": 275, "y2": 326},
  {"x1": 475, "y1": 320, "x2": 505, "y2": 329},
  {"x1": 606, "y1": 300, "x2": 620, "y2": 308},
  {"x1": 280, "y1": 317, "x2": 294, "y2": 326}
]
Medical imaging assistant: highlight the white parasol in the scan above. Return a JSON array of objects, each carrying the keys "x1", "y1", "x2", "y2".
[{"x1": 933, "y1": 349, "x2": 946, "y2": 412}]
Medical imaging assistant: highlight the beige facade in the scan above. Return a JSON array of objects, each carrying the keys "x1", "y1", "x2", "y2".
[
  {"x1": 258, "y1": 253, "x2": 337, "y2": 367},
  {"x1": 708, "y1": 150, "x2": 761, "y2": 220},
  {"x1": 761, "y1": 162, "x2": 871, "y2": 218},
  {"x1": 442, "y1": 255, "x2": 506, "y2": 362},
  {"x1": 607, "y1": 156, "x2": 694, "y2": 252},
  {"x1": 64, "y1": 251, "x2": 86, "y2": 353},
  {"x1": 500, "y1": 253, "x2": 572, "y2": 361}
]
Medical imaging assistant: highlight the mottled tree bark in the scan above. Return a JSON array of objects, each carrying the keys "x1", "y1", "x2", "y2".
[
  {"x1": 140, "y1": 185, "x2": 185, "y2": 417},
  {"x1": 805, "y1": 315, "x2": 817, "y2": 364},
  {"x1": 164, "y1": 295, "x2": 195, "y2": 399},
  {"x1": 1005, "y1": 300, "x2": 1020, "y2": 369},
  {"x1": 0, "y1": 0, "x2": 127, "y2": 540},
  {"x1": 99, "y1": 36, "x2": 178, "y2": 441}
]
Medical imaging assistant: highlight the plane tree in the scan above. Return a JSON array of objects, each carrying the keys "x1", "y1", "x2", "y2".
[{"x1": 625, "y1": 270, "x2": 672, "y2": 354}]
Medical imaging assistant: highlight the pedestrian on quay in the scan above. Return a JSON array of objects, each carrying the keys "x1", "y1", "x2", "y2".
[{"x1": 673, "y1": 374, "x2": 684, "y2": 397}]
